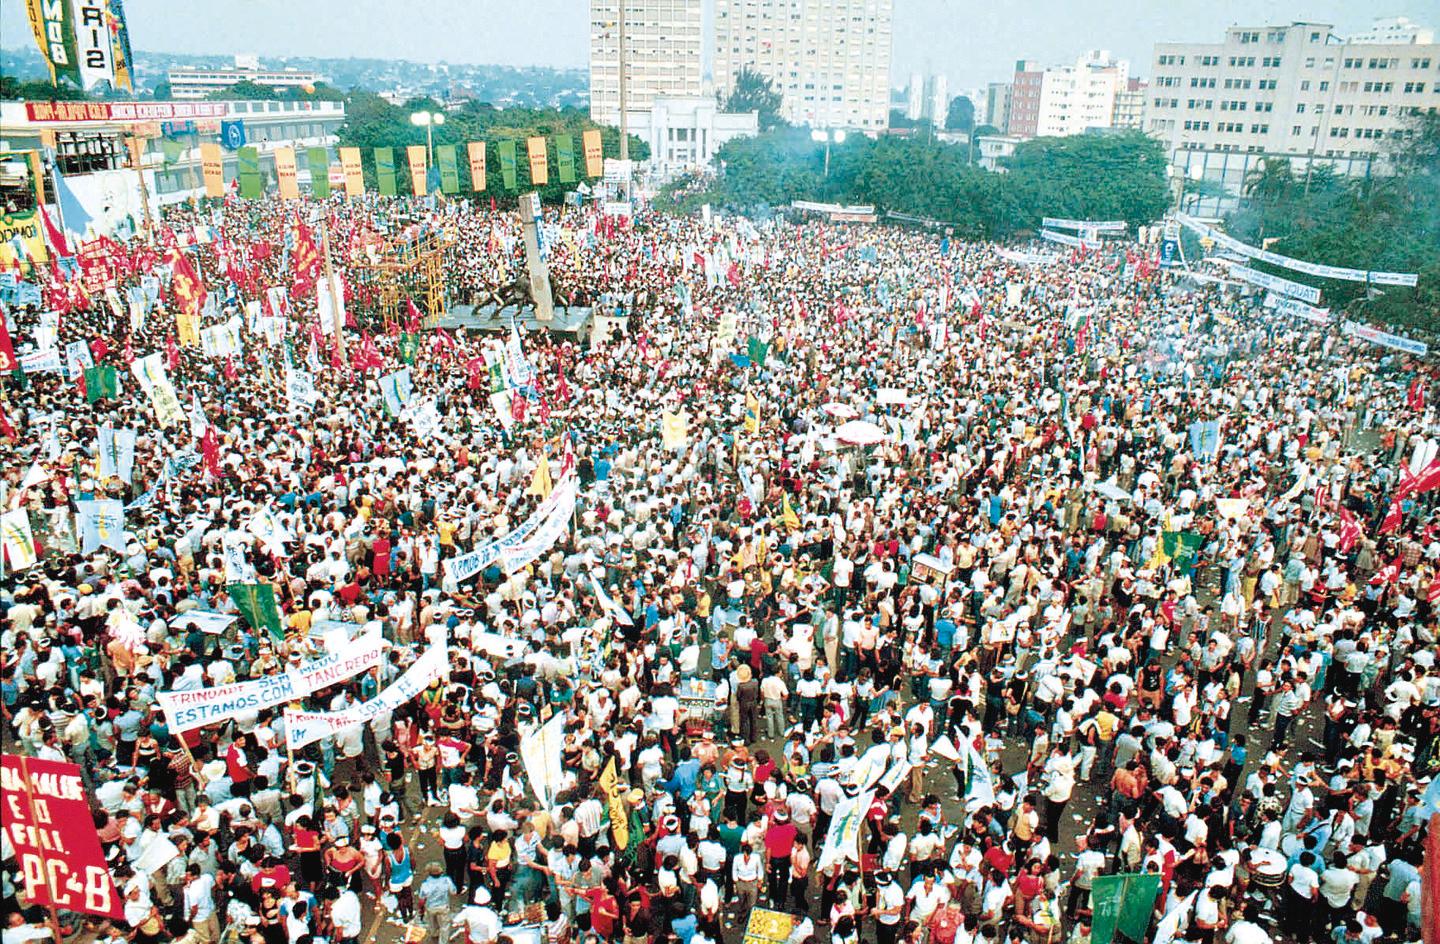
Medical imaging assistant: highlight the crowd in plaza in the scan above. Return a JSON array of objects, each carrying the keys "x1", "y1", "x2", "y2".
[{"x1": 1, "y1": 192, "x2": 1437, "y2": 944}]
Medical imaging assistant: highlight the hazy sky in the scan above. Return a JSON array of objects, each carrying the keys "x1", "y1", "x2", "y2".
[{"x1": 2, "y1": 0, "x2": 1433, "y2": 90}]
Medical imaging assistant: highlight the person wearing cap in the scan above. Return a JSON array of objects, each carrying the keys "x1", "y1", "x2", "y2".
[
  {"x1": 762, "y1": 808, "x2": 798, "y2": 908},
  {"x1": 452, "y1": 886, "x2": 500, "y2": 944},
  {"x1": 418, "y1": 860, "x2": 458, "y2": 939}
]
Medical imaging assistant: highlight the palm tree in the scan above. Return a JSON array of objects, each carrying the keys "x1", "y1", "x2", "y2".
[{"x1": 1243, "y1": 157, "x2": 1296, "y2": 239}]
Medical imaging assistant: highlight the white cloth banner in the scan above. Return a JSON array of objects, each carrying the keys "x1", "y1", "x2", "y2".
[
  {"x1": 1039, "y1": 229, "x2": 1101, "y2": 250},
  {"x1": 76, "y1": 499, "x2": 126, "y2": 555},
  {"x1": 995, "y1": 248, "x2": 1058, "y2": 266},
  {"x1": 817, "y1": 790, "x2": 872, "y2": 870},
  {"x1": 247, "y1": 507, "x2": 293, "y2": 557},
  {"x1": 1342, "y1": 321, "x2": 1428, "y2": 356},
  {"x1": 156, "y1": 632, "x2": 386, "y2": 733},
  {"x1": 97, "y1": 426, "x2": 137, "y2": 483},
  {"x1": 200, "y1": 316, "x2": 243, "y2": 358},
  {"x1": 64, "y1": 339, "x2": 93, "y2": 379},
  {"x1": 1, "y1": 509, "x2": 38, "y2": 570},
  {"x1": 519, "y1": 711, "x2": 567, "y2": 809},
  {"x1": 285, "y1": 366, "x2": 321, "y2": 411},
  {"x1": 284, "y1": 642, "x2": 449, "y2": 749},
  {"x1": 443, "y1": 474, "x2": 578, "y2": 584},
  {"x1": 130, "y1": 353, "x2": 185, "y2": 428},
  {"x1": 501, "y1": 476, "x2": 578, "y2": 572},
  {"x1": 1176, "y1": 212, "x2": 1418, "y2": 286},
  {"x1": 589, "y1": 571, "x2": 634, "y2": 626},
  {"x1": 1231, "y1": 265, "x2": 1322, "y2": 304},
  {"x1": 1262, "y1": 291, "x2": 1331, "y2": 324},
  {"x1": 1041, "y1": 217, "x2": 1126, "y2": 232}
]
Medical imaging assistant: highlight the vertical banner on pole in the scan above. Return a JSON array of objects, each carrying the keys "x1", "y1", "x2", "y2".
[
  {"x1": 498, "y1": 140, "x2": 518, "y2": 190},
  {"x1": 556, "y1": 134, "x2": 576, "y2": 184},
  {"x1": 1089, "y1": 873, "x2": 1162, "y2": 944},
  {"x1": 526, "y1": 136, "x2": 549, "y2": 186},
  {"x1": 340, "y1": 147, "x2": 364, "y2": 196},
  {"x1": 199, "y1": 142, "x2": 225, "y2": 197},
  {"x1": 406, "y1": 145, "x2": 427, "y2": 197},
  {"x1": 582, "y1": 129, "x2": 604, "y2": 177},
  {"x1": 274, "y1": 146, "x2": 299, "y2": 199},
  {"x1": 237, "y1": 145, "x2": 261, "y2": 198},
  {"x1": 307, "y1": 146, "x2": 330, "y2": 198},
  {"x1": 375, "y1": 147, "x2": 397, "y2": 196},
  {"x1": 436, "y1": 144, "x2": 460, "y2": 195},
  {"x1": 467, "y1": 141, "x2": 487, "y2": 191}
]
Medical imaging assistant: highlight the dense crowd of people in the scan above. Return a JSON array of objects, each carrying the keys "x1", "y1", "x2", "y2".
[{"x1": 1, "y1": 192, "x2": 1437, "y2": 944}]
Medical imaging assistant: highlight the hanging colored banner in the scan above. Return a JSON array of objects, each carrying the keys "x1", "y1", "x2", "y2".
[
  {"x1": 307, "y1": 146, "x2": 330, "y2": 198},
  {"x1": 467, "y1": 141, "x2": 487, "y2": 191},
  {"x1": 0, "y1": 754, "x2": 125, "y2": 919},
  {"x1": 556, "y1": 134, "x2": 576, "y2": 184},
  {"x1": 284, "y1": 642, "x2": 450, "y2": 749},
  {"x1": 582, "y1": 129, "x2": 604, "y2": 177},
  {"x1": 274, "y1": 146, "x2": 299, "y2": 199},
  {"x1": 199, "y1": 141, "x2": 224, "y2": 197},
  {"x1": 236, "y1": 145, "x2": 261, "y2": 199},
  {"x1": 228, "y1": 582, "x2": 284, "y2": 642},
  {"x1": 375, "y1": 147, "x2": 397, "y2": 196},
  {"x1": 340, "y1": 147, "x2": 364, "y2": 196},
  {"x1": 1090, "y1": 873, "x2": 1162, "y2": 944},
  {"x1": 436, "y1": 144, "x2": 460, "y2": 194},
  {"x1": 0, "y1": 210, "x2": 50, "y2": 268},
  {"x1": 526, "y1": 136, "x2": 549, "y2": 186},
  {"x1": 498, "y1": 140, "x2": 518, "y2": 190},
  {"x1": 406, "y1": 145, "x2": 427, "y2": 197},
  {"x1": 24, "y1": 0, "x2": 81, "y2": 89}
]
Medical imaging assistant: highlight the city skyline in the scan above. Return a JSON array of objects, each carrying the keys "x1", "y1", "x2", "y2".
[{"x1": 2, "y1": 0, "x2": 1433, "y2": 90}]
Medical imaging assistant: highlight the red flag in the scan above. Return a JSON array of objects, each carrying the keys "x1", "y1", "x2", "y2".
[
  {"x1": 37, "y1": 203, "x2": 69, "y2": 257},
  {"x1": 465, "y1": 356, "x2": 485, "y2": 390},
  {"x1": 223, "y1": 356, "x2": 237, "y2": 382},
  {"x1": 165, "y1": 333, "x2": 180, "y2": 371},
  {"x1": 726, "y1": 263, "x2": 741, "y2": 287},
  {"x1": 122, "y1": 334, "x2": 134, "y2": 366},
  {"x1": 1338, "y1": 508, "x2": 1363, "y2": 554},
  {"x1": 1370, "y1": 556, "x2": 1402, "y2": 586},
  {"x1": 201, "y1": 426, "x2": 220, "y2": 479},
  {"x1": 0, "y1": 400, "x2": 15, "y2": 441},
  {"x1": 165, "y1": 246, "x2": 207, "y2": 317},
  {"x1": 1428, "y1": 574, "x2": 1440, "y2": 606},
  {"x1": 1407, "y1": 377, "x2": 1426, "y2": 412},
  {"x1": 405, "y1": 298, "x2": 422, "y2": 333},
  {"x1": 354, "y1": 331, "x2": 384, "y2": 372},
  {"x1": 0, "y1": 314, "x2": 15, "y2": 373},
  {"x1": 510, "y1": 392, "x2": 526, "y2": 423},
  {"x1": 292, "y1": 220, "x2": 322, "y2": 297},
  {"x1": 1412, "y1": 458, "x2": 1440, "y2": 495}
]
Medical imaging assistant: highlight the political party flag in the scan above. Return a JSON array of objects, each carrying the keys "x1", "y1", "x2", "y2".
[
  {"x1": 292, "y1": 220, "x2": 322, "y2": 297},
  {"x1": 83, "y1": 365, "x2": 119, "y2": 402},
  {"x1": 781, "y1": 494, "x2": 800, "y2": 531},
  {"x1": 340, "y1": 147, "x2": 364, "y2": 196},
  {"x1": 96, "y1": 425, "x2": 137, "y2": 483},
  {"x1": 466, "y1": 141, "x2": 487, "y2": 191},
  {"x1": 380, "y1": 367, "x2": 414, "y2": 417},
  {"x1": 375, "y1": 147, "x2": 397, "y2": 196},
  {"x1": 1338, "y1": 508, "x2": 1363, "y2": 554},
  {"x1": 661, "y1": 411, "x2": 688, "y2": 449},
  {"x1": 1, "y1": 508, "x2": 37, "y2": 570},
  {"x1": 582, "y1": 129, "x2": 603, "y2": 177},
  {"x1": 405, "y1": 145, "x2": 427, "y2": 197},
  {"x1": 274, "y1": 146, "x2": 300, "y2": 199},
  {"x1": 52, "y1": 165, "x2": 94, "y2": 244},
  {"x1": 746, "y1": 335, "x2": 769, "y2": 366},
  {"x1": 399, "y1": 332, "x2": 420, "y2": 365},
  {"x1": 0, "y1": 313, "x2": 16, "y2": 373},
  {"x1": 597, "y1": 757, "x2": 630, "y2": 851},
  {"x1": 436, "y1": 144, "x2": 460, "y2": 195},
  {"x1": 526, "y1": 453, "x2": 554, "y2": 499},
  {"x1": 1188, "y1": 419, "x2": 1221, "y2": 463},
  {"x1": 307, "y1": 147, "x2": 330, "y2": 198},
  {"x1": 166, "y1": 245, "x2": 207, "y2": 317},
  {"x1": 227, "y1": 582, "x2": 285, "y2": 642},
  {"x1": 556, "y1": 134, "x2": 576, "y2": 184},
  {"x1": 963, "y1": 739, "x2": 995, "y2": 811},
  {"x1": 498, "y1": 140, "x2": 519, "y2": 190},
  {"x1": 744, "y1": 391, "x2": 760, "y2": 435},
  {"x1": 76, "y1": 499, "x2": 125, "y2": 555},
  {"x1": 200, "y1": 142, "x2": 225, "y2": 197},
  {"x1": 526, "y1": 136, "x2": 549, "y2": 186},
  {"x1": 1089, "y1": 873, "x2": 1162, "y2": 944}
]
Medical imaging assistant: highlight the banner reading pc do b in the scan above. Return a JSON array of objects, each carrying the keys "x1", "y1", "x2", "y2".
[{"x1": 1, "y1": 754, "x2": 124, "y2": 918}]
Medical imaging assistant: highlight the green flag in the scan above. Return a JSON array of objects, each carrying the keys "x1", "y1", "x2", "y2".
[
  {"x1": 498, "y1": 140, "x2": 518, "y2": 190},
  {"x1": 376, "y1": 147, "x2": 397, "y2": 197},
  {"x1": 399, "y1": 333, "x2": 420, "y2": 365},
  {"x1": 1090, "y1": 873, "x2": 1161, "y2": 944},
  {"x1": 228, "y1": 583, "x2": 285, "y2": 643},
  {"x1": 161, "y1": 137, "x2": 186, "y2": 164},
  {"x1": 746, "y1": 335, "x2": 769, "y2": 366},
  {"x1": 307, "y1": 147, "x2": 330, "y2": 198},
  {"x1": 1162, "y1": 531, "x2": 1204, "y2": 571},
  {"x1": 436, "y1": 145, "x2": 460, "y2": 195},
  {"x1": 83, "y1": 365, "x2": 119, "y2": 402},
  {"x1": 237, "y1": 146, "x2": 262, "y2": 199},
  {"x1": 556, "y1": 135, "x2": 576, "y2": 184}
]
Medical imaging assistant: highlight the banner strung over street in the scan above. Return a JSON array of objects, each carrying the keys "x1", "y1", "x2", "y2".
[
  {"x1": 1176, "y1": 212, "x2": 1418, "y2": 287},
  {"x1": 156, "y1": 632, "x2": 386, "y2": 732},
  {"x1": 1, "y1": 754, "x2": 124, "y2": 919},
  {"x1": 1343, "y1": 321, "x2": 1428, "y2": 356},
  {"x1": 284, "y1": 642, "x2": 449, "y2": 749}
]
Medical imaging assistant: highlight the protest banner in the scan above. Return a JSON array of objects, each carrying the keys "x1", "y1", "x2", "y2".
[
  {"x1": 284, "y1": 642, "x2": 449, "y2": 749},
  {"x1": 519, "y1": 711, "x2": 567, "y2": 809},
  {"x1": 467, "y1": 141, "x2": 487, "y2": 191},
  {"x1": 1231, "y1": 265, "x2": 1322, "y2": 305},
  {"x1": 1177, "y1": 212, "x2": 1418, "y2": 286},
  {"x1": 444, "y1": 473, "x2": 577, "y2": 583},
  {"x1": 1090, "y1": 872, "x2": 1162, "y2": 944},
  {"x1": 1343, "y1": 321, "x2": 1428, "y2": 357},
  {"x1": 816, "y1": 789, "x2": 871, "y2": 870},
  {"x1": 156, "y1": 632, "x2": 386, "y2": 732},
  {"x1": 582, "y1": 129, "x2": 604, "y2": 177},
  {"x1": 1, "y1": 754, "x2": 124, "y2": 919}
]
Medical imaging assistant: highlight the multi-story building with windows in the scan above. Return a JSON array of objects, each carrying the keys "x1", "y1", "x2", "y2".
[
  {"x1": 1008, "y1": 51, "x2": 1130, "y2": 139},
  {"x1": 589, "y1": 0, "x2": 706, "y2": 126},
  {"x1": 168, "y1": 55, "x2": 323, "y2": 100},
  {"x1": 712, "y1": 0, "x2": 894, "y2": 131}
]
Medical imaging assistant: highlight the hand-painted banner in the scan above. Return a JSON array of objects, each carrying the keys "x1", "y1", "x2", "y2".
[
  {"x1": 308, "y1": 146, "x2": 330, "y2": 198},
  {"x1": 1, "y1": 509, "x2": 38, "y2": 570},
  {"x1": 1232, "y1": 265, "x2": 1321, "y2": 304},
  {"x1": 519, "y1": 711, "x2": 567, "y2": 809},
  {"x1": 526, "y1": 136, "x2": 549, "y2": 186},
  {"x1": 156, "y1": 631, "x2": 386, "y2": 732},
  {"x1": 1176, "y1": 212, "x2": 1418, "y2": 287},
  {"x1": 0, "y1": 755, "x2": 125, "y2": 919},
  {"x1": 130, "y1": 352, "x2": 184, "y2": 427},
  {"x1": 376, "y1": 147, "x2": 397, "y2": 196},
  {"x1": 200, "y1": 142, "x2": 225, "y2": 197},
  {"x1": 76, "y1": 499, "x2": 125, "y2": 554},
  {"x1": 340, "y1": 147, "x2": 364, "y2": 196},
  {"x1": 1343, "y1": 321, "x2": 1428, "y2": 356},
  {"x1": 406, "y1": 145, "x2": 427, "y2": 197},
  {"x1": 498, "y1": 140, "x2": 518, "y2": 190},
  {"x1": 284, "y1": 642, "x2": 449, "y2": 749},
  {"x1": 1041, "y1": 217, "x2": 1126, "y2": 232},
  {"x1": 443, "y1": 473, "x2": 577, "y2": 583},
  {"x1": 556, "y1": 134, "x2": 576, "y2": 184},
  {"x1": 817, "y1": 789, "x2": 872, "y2": 870},
  {"x1": 582, "y1": 129, "x2": 603, "y2": 177},
  {"x1": 237, "y1": 145, "x2": 261, "y2": 199},
  {"x1": 1039, "y1": 229, "x2": 1101, "y2": 250},
  {"x1": 1262, "y1": 291, "x2": 1330, "y2": 324},
  {"x1": 436, "y1": 144, "x2": 460, "y2": 195},
  {"x1": 589, "y1": 571, "x2": 635, "y2": 626},
  {"x1": 274, "y1": 146, "x2": 299, "y2": 199},
  {"x1": 467, "y1": 141, "x2": 487, "y2": 191}
]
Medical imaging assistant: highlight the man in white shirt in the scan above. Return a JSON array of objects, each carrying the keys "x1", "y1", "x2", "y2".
[{"x1": 331, "y1": 887, "x2": 362, "y2": 944}]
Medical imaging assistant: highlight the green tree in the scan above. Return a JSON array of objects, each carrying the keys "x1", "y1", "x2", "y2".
[
  {"x1": 0, "y1": 72, "x2": 88, "y2": 101},
  {"x1": 724, "y1": 67, "x2": 784, "y2": 131},
  {"x1": 150, "y1": 79, "x2": 172, "y2": 100},
  {"x1": 945, "y1": 96, "x2": 975, "y2": 134}
]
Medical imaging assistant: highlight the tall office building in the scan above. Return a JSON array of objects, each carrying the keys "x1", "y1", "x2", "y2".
[
  {"x1": 985, "y1": 81, "x2": 1013, "y2": 132},
  {"x1": 712, "y1": 0, "x2": 894, "y2": 130},
  {"x1": 1144, "y1": 19, "x2": 1440, "y2": 176},
  {"x1": 926, "y1": 74, "x2": 949, "y2": 127},
  {"x1": 1113, "y1": 78, "x2": 1148, "y2": 129},
  {"x1": 589, "y1": 0, "x2": 706, "y2": 126},
  {"x1": 1008, "y1": 51, "x2": 1130, "y2": 138},
  {"x1": 907, "y1": 72, "x2": 925, "y2": 121}
]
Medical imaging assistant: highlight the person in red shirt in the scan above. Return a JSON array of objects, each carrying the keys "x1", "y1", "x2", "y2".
[
  {"x1": 583, "y1": 880, "x2": 621, "y2": 940},
  {"x1": 763, "y1": 809, "x2": 799, "y2": 907}
]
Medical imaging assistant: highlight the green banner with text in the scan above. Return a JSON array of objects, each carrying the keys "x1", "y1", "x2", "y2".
[
  {"x1": 436, "y1": 144, "x2": 460, "y2": 195},
  {"x1": 556, "y1": 135, "x2": 576, "y2": 184},
  {"x1": 307, "y1": 147, "x2": 330, "y2": 198},
  {"x1": 375, "y1": 147, "x2": 397, "y2": 196},
  {"x1": 237, "y1": 146, "x2": 262, "y2": 199},
  {"x1": 498, "y1": 140, "x2": 518, "y2": 190}
]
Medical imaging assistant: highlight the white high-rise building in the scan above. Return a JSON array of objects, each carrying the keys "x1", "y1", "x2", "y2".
[
  {"x1": 907, "y1": 72, "x2": 924, "y2": 121},
  {"x1": 927, "y1": 74, "x2": 949, "y2": 128},
  {"x1": 712, "y1": 0, "x2": 894, "y2": 130},
  {"x1": 589, "y1": 0, "x2": 705, "y2": 126},
  {"x1": 1008, "y1": 50, "x2": 1129, "y2": 138},
  {"x1": 1144, "y1": 20, "x2": 1440, "y2": 175}
]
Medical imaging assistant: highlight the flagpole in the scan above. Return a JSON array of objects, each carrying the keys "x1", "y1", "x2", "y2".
[
  {"x1": 126, "y1": 136, "x2": 156, "y2": 244},
  {"x1": 319, "y1": 210, "x2": 346, "y2": 357}
]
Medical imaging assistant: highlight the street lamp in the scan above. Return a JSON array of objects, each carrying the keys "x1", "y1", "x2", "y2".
[
  {"x1": 810, "y1": 128, "x2": 846, "y2": 178},
  {"x1": 409, "y1": 110, "x2": 445, "y2": 166}
]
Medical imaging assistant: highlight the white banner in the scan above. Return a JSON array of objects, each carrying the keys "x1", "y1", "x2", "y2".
[
  {"x1": 247, "y1": 507, "x2": 293, "y2": 557},
  {"x1": 1231, "y1": 265, "x2": 1322, "y2": 304},
  {"x1": 519, "y1": 711, "x2": 567, "y2": 809},
  {"x1": 97, "y1": 426, "x2": 137, "y2": 483},
  {"x1": 443, "y1": 474, "x2": 577, "y2": 584},
  {"x1": 1039, "y1": 229, "x2": 1101, "y2": 250},
  {"x1": 589, "y1": 571, "x2": 634, "y2": 627},
  {"x1": 200, "y1": 316, "x2": 243, "y2": 358},
  {"x1": 130, "y1": 353, "x2": 186, "y2": 428},
  {"x1": 996, "y1": 248, "x2": 1058, "y2": 266},
  {"x1": 1262, "y1": 291, "x2": 1331, "y2": 324},
  {"x1": 817, "y1": 789, "x2": 872, "y2": 871},
  {"x1": 1342, "y1": 321, "x2": 1428, "y2": 356},
  {"x1": 501, "y1": 476, "x2": 578, "y2": 572},
  {"x1": 1176, "y1": 212, "x2": 1417, "y2": 286},
  {"x1": 284, "y1": 642, "x2": 449, "y2": 749},
  {"x1": 285, "y1": 366, "x2": 321, "y2": 411},
  {"x1": 1041, "y1": 217, "x2": 1126, "y2": 233},
  {"x1": 1, "y1": 509, "x2": 38, "y2": 570},
  {"x1": 156, "y1": 632, "x2": 386, "y2": 732}
]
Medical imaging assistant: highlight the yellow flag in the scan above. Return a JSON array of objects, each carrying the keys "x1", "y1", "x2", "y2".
[
  {"x1": 176, "y1": 311, "x2": 200, "y2": 347},
  {"x1": 661, "y1": 411, "x2": 688, "y2": 449},
  {"x1": 598, "y1": 757, "x2": 629, "y2": 850},
  {"x1": 745, "y1": 391, "x2": 760, "y2": 435},
  {"x1": 781, "y1": 494, "x2": 800, "y2": 531},
  {"x1": 526, "y1": 452, "x2": 553, "y2": 499}
]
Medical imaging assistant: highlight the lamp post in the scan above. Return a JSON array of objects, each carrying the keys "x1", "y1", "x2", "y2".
[
  {"x1": 810, "y1": 128, "x2": 846, "y2": 178},
  {"x1": 409, "y1": 110, "x2": 445, "y2": 166}
]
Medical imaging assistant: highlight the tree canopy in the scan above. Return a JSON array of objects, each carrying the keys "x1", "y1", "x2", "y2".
[
  {"x1": 723, "y1": 68, "x2": 784, "y2": 131},
  {"x1": 945, "y1": 96, "x2": 975, "y2": 134}
]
